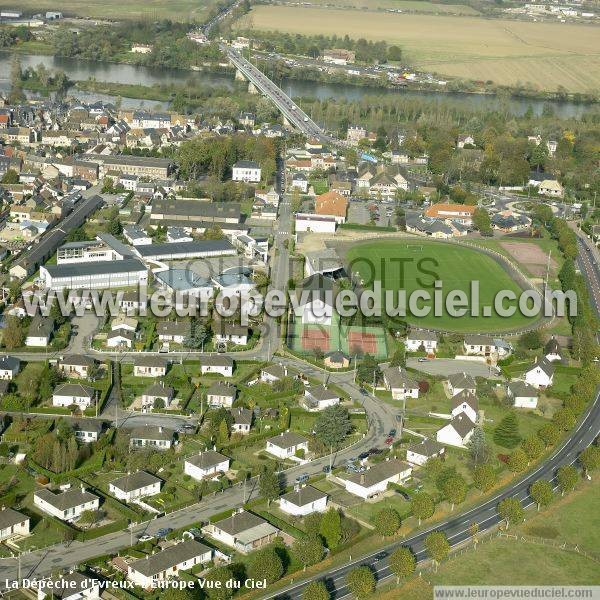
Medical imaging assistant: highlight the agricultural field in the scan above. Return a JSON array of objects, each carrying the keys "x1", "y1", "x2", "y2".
[
  {"x1": 293, "y1": 0, "x2": 480, "y2": 14},
  {"x1": 345, "y1": 239, "x2": 539, "y2": 332},
  {"x1": 236, "y1": 6, "x2": 600, "y2": 92},
  {"x1": 0, "y1": 0, "x2": 218, "y2": 22}
]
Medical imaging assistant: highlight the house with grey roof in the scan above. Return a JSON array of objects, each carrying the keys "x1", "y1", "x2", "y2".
[
  {"x1": 71, "y1": 419, "x2": 103, "y2": 443},
  {"x1": 302, "y1": 385, "x2": 340, "y2": 411},
  {"x1": 507, "y1": 380, "x2": 539, "y2": 409},
  {"x1": 127, "y1": 539, "x2": 212, "y2": 589},
  {"x1": 52, "y1": 383, "x2": 95, "y2": 410},
  {"x1": 406, "y1": 438, "x2": 445, "y2": 466},
  {"x1": 230, "y1": 407, "x2": 252, "y2": 434},
  {"x1": 447, "y1": 372, "x2": 477, "y2": 396},
  {"x1": 524, "y1": 356, "x2": 555, "y2": 389},
  {"x1": 59, "y1": 355, "x2": 96, "y2": 379},
  {"x1": 0, "y1": 507, "x2": 29, "y2": 541},
  {"x1": 106, "y1": 329, "x2": 135, "y2": 349},
  {"x1": 26, "y1": 316, "x2": 54, "y2": 347},
  {"x1": 265, "y1": 432, "x2": 309, "y2": 460},
  {"x1": 406, "y1": 330, "x2": 439, "y2": 353},
  {"x1": 109, "y1": 471, "x2": 162, "y2": 502},
  {"x1": 260, "y1": 364, "x2": 287, "y2": 383},
  {"x1": 133, "y1": 356, "x2": 168, "y2": 377},
  {"x1": 382, "y1": 366, "x2": 419, "y2": 400},
  {"x1": 141, "y1": 383, "x2": 174, "y2": 411},
  {"x1": 36, "y1": 572, "x2": 100, "y2": 600},
  {"x1": 544, "y1": 337, "x2": 562, "y2": 362},
  {"x1": 436, "y1": 412, "x2": 475, "y2": 448},
  {"x1": 0, "y1": 355, "x2": 20, "y2": 380},
  {"x1": 206, "y1": 382, "x2": 236, "y2": 408},
  {"x1": 129, "y1": 426, "x2": 174, "y2": 450},
  {"x1": 156, "y1": 321, "x2": 191, "y2": 344},
  {"x1": 199, "y1": 355, "x2": 234, "y2": 377},
  {"x1": 450, "y1": 389, "x2": 479, "y2": 423},
  {"x1": 206, "y1": 510, "x2": 278, "y2": 553},
  {"x1": 34, "y1": 486, "x2": 100, "y2": 521},
  {"x1": 279, "y1": 485, "x2": 328, "y2": 516},
  {"x1": 184, "y1": 450, "x2": 230, "y2": 481},
  {"x1": 343, "y1": 458, "x2": 413, "y2": 499}
]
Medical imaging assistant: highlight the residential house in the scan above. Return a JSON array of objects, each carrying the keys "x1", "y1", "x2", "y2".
[
  {"x1": 544, "y1": 337, "x2": 562, "y2": 362},
  {"x1": 315, "y1": 191, "x2": 348, "y2": 224},
  {"x1": 457, "y1": 134, "x2": 475, "y2": 149},
  {"x1": 324, "y1": 351, "x2": 350, "y2": 369},
  {"x1": 52, "y1": 383, "x2": 95, "y2": 410},
  {"x1": 406, "y1": 438, "x2": 445, "y2": 466},
  {"x1": 71, "y1": 419, "x2": 103, "y2": 443},
  {"x1": 0, "y1": 507, "x2": 30, "y2": 541},
  {"x1": 265, "y1": 432, "x2": 309, "y2": 460},
  {"x1": 507, "y1": 380, "x2": 539, "y2": 409},
  {"x1": 302, "y1": 385, "x2": 340, "y2": 411},
  {"x1": 59, "y1": 355, "x2": 96, "y2": 379},
  {"x1": 33, "y1": 487, "x2": 100, "y2": 522},
  {"x1": 129, "y1": 426, "x2": 174, "y2": 450},
  {"x1": 106, "y1": 329, "x2": 135, "y2": 349},
  {"x1": 206, "y1": 382, "x2": 237, "y2": 408},
  {"x1": 524, "y1": 357, "x2": 554, "y2": 389},
  {"x1": 141, "y1": 383, "x2": 174, "y2": 411},
  {"x1": 451, "y1": 389, "x2": 479, "y2": 423},
  {"x1": 539, "y1": 179, "x2": 564, "y2": 197},
  {"x1": 343, "y1": 459, "x2": 413, "y2": 499},
  {"x1": 184, "y1": 450, "x2": 231, "y2": 481},
  {"x1": 463, "y1": 334, "x2": 497, "y2": 356},
  {"x1": 214, "y1": 322, "x2": 250, "y2": 346},
  {"x1": 232, "y1": 160, "x2": 261, "y2": 183},
  {"x1": 36, "y1": 572, "x2": 100, "y2": 600},
  {"x1": 447, "y1": 372, "x2": 477, "y2": 397},
  {"x1": 424, "y1": 203, "x2": 475, "y2": 226},
  {"x1": 323, "y1": 49, "x2": 355, "y2": 65},
  {"x1": 295, "y1": 213, "x2": 337, "y2": 233},
  {"x1": 26, "y1": 316, "x2": 54, "y2": 347},
  {"x1": 230, "y1": 407, "x2": 252, "y2": 434},
  {"x1": 199, "y1": 355, "x2": 234, "y2": 377},
  {"x1": 406, "y1": 330, "x2": 439, "y2": 353},
  {"x1": 109, "y1": 471, "x2": 162, "y2": 502},
  {"x1": 127, "y1": 540, "x2": 212, "y2": 590},
  {"x1": 291, "y1": 173, "x2": 308, "y2": 193},
  {"x1": 0, "y1": 355, "x2": 20, "y2": 379},
  {"x1": 206, "y1": 510, "x2": 279, "y2": 553},
  {"x1": 279, "y1": 486, "x2": 328, "y2": 516},
  {"x1": 260, "y1": 364, "x2": 288, "y2": 383},
  {"x1": 133, "y1": 357, "x2": 168, "y2": 378},
  {"x1": 382, "y1": 366, "x2": 419, "y2": 401},
  {"x1": 157, "y1": 321, "x2": 190, "y2": 345},
  {"x1": 436, "y1": 413, "x2": 475, "y2": 447},
  {"x1": 111, "y1": 316, "x2": 138, "y2": 333},
  {"x1": 295, "y1": 273, "x2": 335, "y2": 326},
  {"x1": 346, "y1": 125, "x2": 367, "y2": 145}
]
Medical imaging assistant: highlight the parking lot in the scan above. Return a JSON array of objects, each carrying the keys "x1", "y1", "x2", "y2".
[{"x1": 348, "y1": 199, "x2": 396, "y2": 227}]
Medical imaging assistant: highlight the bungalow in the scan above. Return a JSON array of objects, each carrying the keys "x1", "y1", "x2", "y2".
[
  {"x1": 71, "y1": 419, "x2": 103, "y2": 443},
  {"x1": 544, "y1": 337, "x2": 562, "y2": 362},
  {"x1": 26, "y1": 316, "x2": 54, "y2": 347},
  {"x1": 199, "y1": 355, "x2": 234, "y2": 377},
  {"x1": 524, "y1": 357, "x2": 554, "y2": 389},
  {"x1": 133, "y1": 357, "x2": 168, "y2": 378},
  {"x1": 214, "y1": 321, "x2": 250, "y2": 346},
  {"x1": 260, "y1": 364, "x2": 288, "y2": 383},
  {"x1": 59, "y1": 355, "x2": 96, "y2": 379},
  {"x1": 184, "y1": 450, "x2": 230, "y2": 481},
  {"x1": 382, "y1": 366, "x2": 419, "y2": 401},
  {"x1": 507, "y1": 380, "x2": 539, "y2": 409},
  {"x1": 36, "y1": 572, "x2": 100, "y2": 600},
  {"x1": 406, "y1": 330, "x2": 438, "y2": 353},
  {"x1": 52, "y1": 383, "x2": 95, "y2": 410},
  {"x1": 0, "y1": 507, "x2": 30, "y2": 541},
  {"x1": 0, "y1": 355, "x2": 20, "y2": 379},
  {"x1": 206, "y1": 382, "x2": 236, "y2": 408},
  {"x1": 279, "y1": 485, "x2": 328, "y2": 516},
  {"x1": 111, "y1": 316, "x2": 138, "y2": 333},
  {"x1": 302, "y1": 385, "x2": 340, "y2": 411},
  {"x1": 324, "y1": 351, "x2": 350, "y2": 369},
  {"x1": 266, "y1": 432, "x2": 309, "y2": 460},
  {"x1": 436, "y1": 413, "x2": 475, "y2": 448},
  {"x1": 424, "y1": 203, "x2": 475, "y2": 226},
  {"x1": 34, "y1": 486, "x2": 100, "y2": 522},
  {"x1": 447, "y1": 372, "x2": 477, "y2": 397},
  {"x1": 539, "y1": 179, "x2": 564, "y2": 198},
  {"x1": 450, "y1": 389, "x2": 479, "y2": 423},
  {"x1": 127, "y1": 539, "x2": 213, "y2": 590},
  {"x1": 463, "y1": 334, "x2": 497, "y2": 356},
  {"x1": 206, "y1": 510, "x2": 279, "y2": 553},
  {"x1": 343, "y1": 459, "x2": 413, "y2": 499},
  {"x1": 129, "y1": 426, "x2": 174, "y2": 450},
  {"x1": 106, "y1": 329, "x2": 135, "y2": 349},
  {"x1": 406, "y1": 438, "x2": 445, "y2": 466},
  {"x1": 157, "y1": 321, "x2": 190, "y2": 345},
  {"x1": 230, "y1": 407, "x2": 252, "y2": 434},
  {"x1": 109, "y1": 471, "x2": 162, "y2": 502},
  {"x1": 141, "y1": 383, "x2": 174, "y2": 411},
  {"x1": 457, "y1": 134, "x2": 475, "y2": 149}
]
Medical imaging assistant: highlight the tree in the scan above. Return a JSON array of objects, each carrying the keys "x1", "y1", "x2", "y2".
[
  {"x1": 518, "y1": 329, "x2": 544, "y2": 350},
  {"x1": 108, "y1": 216, "x2": 122, "y2": 236},
  {"x1": 389, "y1": 343, "x2": 406, "y2": 367},
  {"x1": 529, "y1": 479, "x2": 553, "y2": 511},
  {"x1": 468, "y1": 426, "x2": 490, "y2": 465},
  {"x1": 2, "y1": 316, "x2": 24, "y2": 350},
  {"x1": 473, "y1": 207, "x2": 492, "y2": 236},
  {"x1": 425, "y1": 531, "x2": 450, "y2": 571},
  {"x1": 493, "y1": 412, "x2": 521, "y2": 448},
  {"x1": 507, "y1": 448, "x2": 528, "y2": 473},
  {"x1": 248, "y1": 546, "x2": 284, "y2": 585},
  {"x1": 203, "y1": 565, "x2": 235, "y2": 600},
  {"x1": 303, "y1": 580, "x2": 329, "y2": 600},
  {"x1": 319, "y1": 508, "x2": 342, "y2": 550},
  {"x1": 258, "y1": 468, "x2": 280, "y2": 505},
  {"x1": 556, "y1": 465, "x2": 578, "y2": 496},
  {"x1": 472, "y1": 463, "x2": 496, "y2": 494},
  {"x1": 553, "y1": 407, "x2": 576, "y2": 431},
  {"x1": 373, "y1": 507, "x2": 401, "y2": 537},
  {"x1": 313, "y1": 405, "x2": 352, "y2": 450},
  {"x1": 293, "y1": 534, "x2": 325, "y2": 569},
  {"x1": 218, "y1": 419, "x2": 229, "y2": 443},
  {"x1": 497, "y1": 497, "x2": 524, "y2": 528},
  {"x1": 389, "y1": 547, "x2": 416, "y2": 583},
  {"x1": 521, "y1": 435, "x2": 545, "y2": 462},
  {"x1": 346, "y1": 566, "x2": 376, "y2": 599},
  {"x1": 537, "y1": 423, "x2": 560, "y2": 447},
  {"x1": 356, "y1": 354, "x2": 380, "y2": 385},
  {"x1": 441, "y1": 474, "x2": 467, "y2": 511},
  {"x1": 1, "y1": 169, "x2": 19, "y2": 184},
  {"x1": 411, "y1": 491, "x2": 435, "y2": 525},
  {"x1": 579, "y1": 446, "x2": 600, "y2": 477},
  {"x1": 160, "y1": 588, "x2": 200, "y2": 600}
]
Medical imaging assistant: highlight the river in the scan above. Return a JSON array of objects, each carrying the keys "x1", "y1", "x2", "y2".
[{"x1": 0, "y1": 52, "x2": 596, "y2": 117}]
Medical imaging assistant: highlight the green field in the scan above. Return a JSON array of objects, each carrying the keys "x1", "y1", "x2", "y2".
[
  {"x1": 296, "y1": 0, "x2": 480, "y2": 14},
  {"x1": 236, "y1": 6, "x2": 600, "y2": 92},
  {"x1": 345, "y1": 239, "x2": 538, "y2": 332}
]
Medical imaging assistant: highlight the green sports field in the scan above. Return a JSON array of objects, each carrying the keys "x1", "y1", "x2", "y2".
[{"x1": 345, "y1": 240, "x2": 539, "y2": 333}]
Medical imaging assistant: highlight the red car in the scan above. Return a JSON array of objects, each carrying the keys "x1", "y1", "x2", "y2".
[{"x1": 385, "y1": 436, "x2": 394, "y2": 445}]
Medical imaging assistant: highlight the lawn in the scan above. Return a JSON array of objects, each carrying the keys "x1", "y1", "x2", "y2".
[
  {"x1": 345, "y1": 239, "x2": 538, "y2": 332},
  {"x1": 236, "y1": 7, "x2": 600, "y2": 92}
]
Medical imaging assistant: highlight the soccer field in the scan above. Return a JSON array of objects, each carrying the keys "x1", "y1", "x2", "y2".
[{"x1": 345, "y1": 240, "x2": 539, "y2": 333}]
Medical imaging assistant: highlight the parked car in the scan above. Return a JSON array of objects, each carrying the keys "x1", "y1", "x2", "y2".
[
  {"x1": 417, "y1": 357, "x2": 429, "y2": 363},
  {"x1": 295, "y1": 473, "x2": 309, "y2": 484},
  {"x1": 322, "y1": 465, "x2": 331, "y2": 474},
  {"x1": 156, "y1": 528, "x2": 173, "y2": 538},
  {"x1": 388, "y1": 429, "x2": 397, "y2": 437},
  {"x1": 385, "y1": 436, "x2": 394, "y2": 445},
  {"x1": 368, "y1": 447, "x2": 382, "y2": 455},
  {"x1": 359, "y1": 388, "x2": 369, "y2": 396},
  {"x1": 138, "y1": 534, "x2": 154, "y2": 542},
  {"x1": 358, "y1": 451, "x2": 370, "y2": 460}
]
